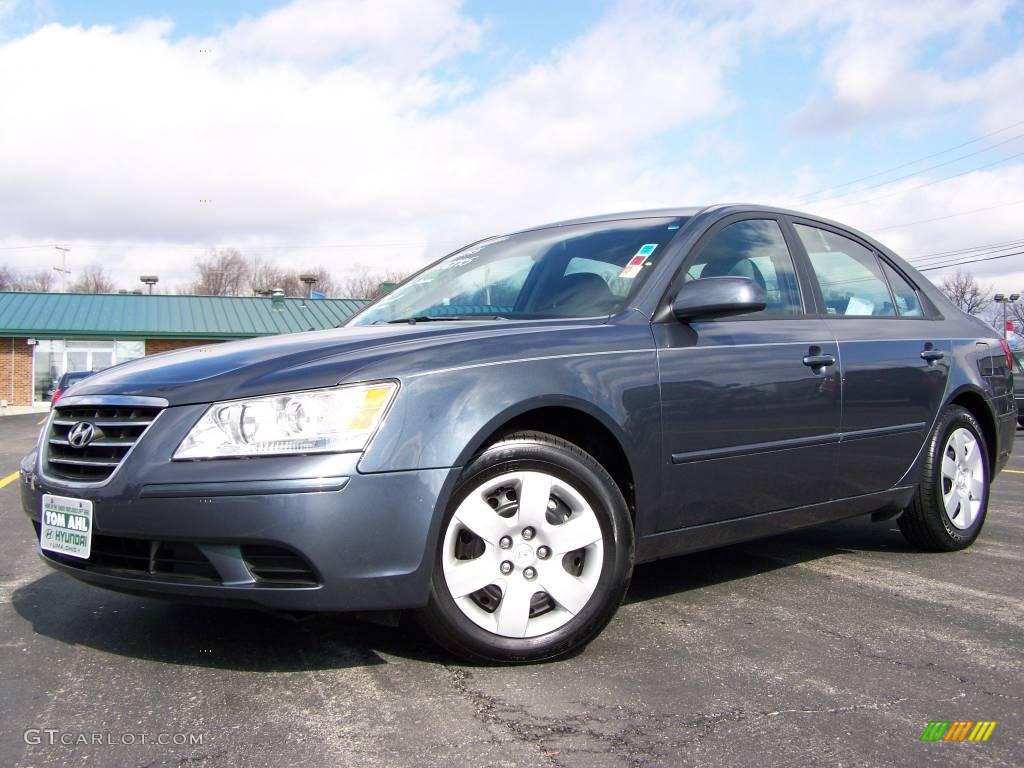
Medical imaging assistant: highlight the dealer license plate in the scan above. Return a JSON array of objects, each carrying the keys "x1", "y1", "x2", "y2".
[{"x1": 40, "y1": 494, "x2": 93, "y2": 560}]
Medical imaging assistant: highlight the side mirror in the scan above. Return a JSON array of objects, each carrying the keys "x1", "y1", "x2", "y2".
[{"x1": 671, "y1": 276, "x2": 767, "y2": 321}]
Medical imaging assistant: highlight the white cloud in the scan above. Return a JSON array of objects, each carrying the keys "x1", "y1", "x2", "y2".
[
  {"x1": 218, "y1": 0, "x2": 482, "y2": 74},
  {"x1": 782, "y1": 0, "x2": 1010, "y2": 133},
  {"x1": 0, "y1": 0, "x2": 1022, "y2": 297},
  {"x1": 0, "y1": 0, "x2": 739, "y2": 287}
]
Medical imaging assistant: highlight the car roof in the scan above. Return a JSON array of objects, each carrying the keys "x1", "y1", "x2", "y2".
[
  {"x1": 521, "y1": 203, "x2": 865, "y2": 235},
  {"x1": 524, "y1": 206, "x2": 707, "y2": 230},
  {"x1": 518, "y1": 203, "x2": 896, "y2": 258}
]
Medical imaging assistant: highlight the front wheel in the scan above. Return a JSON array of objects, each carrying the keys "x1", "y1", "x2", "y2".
[
  {"x1": 898, "y1": 406, "x2": 989, "y2": 551},
  {"x1": 417, "y1": 431, "x2": 634, "y2": 664}
]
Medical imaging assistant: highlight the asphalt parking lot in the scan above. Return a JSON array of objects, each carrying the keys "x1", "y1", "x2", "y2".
[{"x1": 0, "y1": 412, "x2": 1021, "y2": 767}]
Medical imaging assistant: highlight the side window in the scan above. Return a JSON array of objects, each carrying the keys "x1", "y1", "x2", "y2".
[
  {"x1": 879, "y1": 261, "x2": 924, "y2": 317},
  {"x1": 795, "y1": 224, "x2": 895, "y2": 317},
  {"x1": 684, "y1": 219, "x2": 802, "y2": 316}
]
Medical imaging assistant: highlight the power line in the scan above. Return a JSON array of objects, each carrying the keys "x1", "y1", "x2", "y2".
[
  {"x1": 908, "y1": 237, "x2": 1024, "y2": 260},
  {"x1": 785, "y1": 118, "x2": 1024, "y2": 204},
  {"x1": 909, "y1": 242, "x2": 1024, "y2": 268},
  {"x1": 873, "y1": 198, "x2": 1024, "y2": 232},
  {"x1": 917, "y1": 248, "x2": 1024, "y2": 272},
  {"x1": 809, "y1": 132, "x2": 1024, "y2": 209},
  {"x1": 819, "y1": 148, "x2": 1024, "y2": 213}
]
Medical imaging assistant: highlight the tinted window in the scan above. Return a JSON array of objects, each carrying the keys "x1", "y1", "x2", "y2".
[
  {"x1": 880, "y1": 261, "x2": 923, "y2": 317},
  {"x1": 796, "y1": 224, "x2": 895, "y2": 317},
  {"x1": 684, "y1": 219, "x2": 802, "y2": 316},
  {"x1": 564, "y1": 256, "x2": 638, "y2": 300},
  {"x1": 349, "y1": 217, "x2": 687, "y2": 324}
]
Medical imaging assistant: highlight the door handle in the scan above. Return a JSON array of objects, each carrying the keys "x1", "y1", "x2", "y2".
[
  {"x1": 802, "y1": 353, "x2": 836, "y2": 369},
  {"x1": 920, "y1": 349, "x2": 945, "y2": 363}
]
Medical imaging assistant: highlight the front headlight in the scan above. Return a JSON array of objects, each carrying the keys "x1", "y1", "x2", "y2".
[{"x1": 173, "y1": 382, "x2": 397, "y2": 460}]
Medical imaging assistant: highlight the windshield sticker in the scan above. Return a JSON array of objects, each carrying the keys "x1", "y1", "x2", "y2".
[
  {"x1": 619, "y1": 244, "x2": 659, "y2": 279},
  {"x1": 619, "y1": 254, "x2": 647, "y2": 279}
]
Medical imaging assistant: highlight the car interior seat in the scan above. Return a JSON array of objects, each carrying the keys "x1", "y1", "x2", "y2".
[{"x1": 545, "y1": 272, "x2": 616, "y2": 314}]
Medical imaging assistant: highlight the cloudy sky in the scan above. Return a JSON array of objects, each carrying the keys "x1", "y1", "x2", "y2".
[{"x1": 1, "y1": 0, "x2": 1023, "y2": 294}]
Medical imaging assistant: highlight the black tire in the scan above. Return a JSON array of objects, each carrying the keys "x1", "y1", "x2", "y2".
[
  {"x1": 898, "y1": 406, "x2": 989, "y2": 551},
  {"x1": 416, "y1": 431, "x2": 634, "y2": 664}
]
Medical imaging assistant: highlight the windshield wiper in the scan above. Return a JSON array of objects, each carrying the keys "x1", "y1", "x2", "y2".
[{"x1": 382, "y1": 315, "x2": 507, "y2": 324}]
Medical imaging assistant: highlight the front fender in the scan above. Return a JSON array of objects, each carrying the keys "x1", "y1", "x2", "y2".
[{"x1": 358, "y1": 346, "x2": 660, "y2": 476}]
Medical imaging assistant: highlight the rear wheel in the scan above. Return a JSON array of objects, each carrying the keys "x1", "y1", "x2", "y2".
[
  {"x1": 898, "y1": 406, "x2": 989, "y2": 551},
  {"x1": 417, "y1": 431, "x2": 633, "y2": 664}
]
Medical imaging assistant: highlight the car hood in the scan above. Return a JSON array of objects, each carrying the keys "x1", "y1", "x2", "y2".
[{"x1": 68, "y1": 320, "x2": 603, "y2": 406}]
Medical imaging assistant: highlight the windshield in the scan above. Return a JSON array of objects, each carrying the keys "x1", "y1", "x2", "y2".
[{"x1": 348, "y1": 217, "x2": 688, "y2": 325}]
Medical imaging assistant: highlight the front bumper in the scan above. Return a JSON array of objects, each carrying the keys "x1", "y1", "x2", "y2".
[{"x1": 21, "y1": 402, "x2": 455, "y2": 613}]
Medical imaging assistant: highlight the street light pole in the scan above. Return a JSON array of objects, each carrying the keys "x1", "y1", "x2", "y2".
[{"x1": 993, "y1": 292, "x2": 1021, "y2": 340}]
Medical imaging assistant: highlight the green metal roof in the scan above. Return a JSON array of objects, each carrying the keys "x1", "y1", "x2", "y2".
[{"x1": 0, "y1": 291, "x2": 369, "y2": 339}]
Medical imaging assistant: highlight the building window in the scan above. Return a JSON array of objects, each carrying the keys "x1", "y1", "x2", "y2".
[{"x1": 32, "y1": 339, "x2": 145, "y2": 403}]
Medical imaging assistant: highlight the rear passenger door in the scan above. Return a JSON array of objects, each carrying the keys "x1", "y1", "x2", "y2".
[{"x1": 788, "y1": 220, "x2": 951, "y2": 498}]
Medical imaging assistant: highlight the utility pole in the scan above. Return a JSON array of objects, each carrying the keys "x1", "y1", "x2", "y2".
[
  {"x1": 994, "y1": 293, "x2": 1021, "y2": 340},
  {"x1": 54, "y1": 246, "x2": 71, "y2": 292}
]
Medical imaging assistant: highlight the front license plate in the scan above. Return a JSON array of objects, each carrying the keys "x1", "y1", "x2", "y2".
[{"x1": 40, "y1": 494, "x2": 93, "y2": 560}]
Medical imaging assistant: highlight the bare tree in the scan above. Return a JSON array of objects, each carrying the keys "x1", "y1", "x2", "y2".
[
  {"x1": 1, "y1": 265, "x2": 57, "y2": 292},
  {"x1": 295, "y1": 265, "x2": 340, "y2": 297},
  {"x1": 182, "y1": 252, "x2": 406, "y2": 298},
  {"x1": 191, "y1": 248, "x2": 250, "y2": 296},
  {"x1": 250, "y1": 257, "x2": 298, "y2": 296},
  {"x1": 336, "y1": 266, "x2": 409, "y2": 299},
  {"x1": 17, "y1": 269, "x2": 56, "y2": 292},
  {"x1": 70, "y1": 264, "x2": 117, "y2": 294},
  {"x1": 0, "y1": 265, "x2": 17, "y2": 291},
  {"x1": 939, "y1": 270, "x2": 993, "y2": 316}
]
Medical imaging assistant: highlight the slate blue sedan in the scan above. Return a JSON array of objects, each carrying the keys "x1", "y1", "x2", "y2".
[{"x1": 21, "y1": 204, "x2": 1017, "y2": 663}]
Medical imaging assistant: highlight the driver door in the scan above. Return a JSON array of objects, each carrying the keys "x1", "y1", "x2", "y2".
[{"x1": 653, "y1": 216, "x2": 842, "y2": 531}]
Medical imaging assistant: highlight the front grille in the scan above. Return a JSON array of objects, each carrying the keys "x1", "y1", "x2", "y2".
[
  {"x1": 34, "y1": 523, "x2": 220, "y2": 583},
  {"x1": 45, "y1": 402, "x2": 162, "y2": 482},
  {"x1": 241, "y1": 544, "x2": 318, "y2": 586}
]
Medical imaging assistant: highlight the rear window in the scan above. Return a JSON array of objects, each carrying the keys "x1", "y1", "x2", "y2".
[{"x1": 62, "y1": 372, "x2": 92, "y2": 387}]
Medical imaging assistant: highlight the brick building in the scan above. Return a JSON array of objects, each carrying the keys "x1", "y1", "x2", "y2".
[{"x1": 0, "y1": 292, "x2": 367, "y2": 407}]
